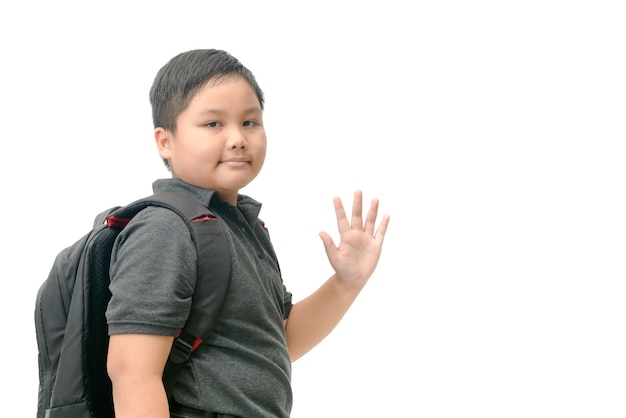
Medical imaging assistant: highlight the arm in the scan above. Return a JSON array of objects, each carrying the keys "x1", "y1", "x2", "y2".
[
  {"x1": 107, "y1": 334, "x2": 174, "y2": 418},
  {"x1": 285, "y1": 190, "x2": 390, "y2": 361}
]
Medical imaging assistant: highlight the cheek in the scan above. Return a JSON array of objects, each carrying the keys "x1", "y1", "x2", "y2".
[
  {"x1": 256, "y1": 133, "x2": 268, "y2": 153},
  {"x1": 191, "y1": 139, "x2": 222, "y2": 160},
  {"x1": 176, "y1": 143, "x2": 220, "y2": 173},
  {"x1": 255, "y1": 141, "x2": 267, "y2": 166}
]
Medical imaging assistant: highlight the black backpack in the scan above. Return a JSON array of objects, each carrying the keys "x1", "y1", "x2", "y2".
[{"x1": 34, "y1": 191, "x2": 232, "y2": 418}]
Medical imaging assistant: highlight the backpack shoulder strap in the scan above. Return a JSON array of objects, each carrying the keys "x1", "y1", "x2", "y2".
[{"x1": 108, "y1": 191, "x2": 231, "y2": 364}]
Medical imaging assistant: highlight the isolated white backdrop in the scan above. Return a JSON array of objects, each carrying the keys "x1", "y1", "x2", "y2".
[{"x1": 1, "y1": 1, "x2": 625, "y2": 417}]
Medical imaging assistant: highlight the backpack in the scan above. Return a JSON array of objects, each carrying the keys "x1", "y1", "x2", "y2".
[{"x1": 34, "y1": 191, "x2": 232, "y2": 418}]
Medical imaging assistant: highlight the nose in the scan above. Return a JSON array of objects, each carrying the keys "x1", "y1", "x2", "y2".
[{"x1": 227, "y1": 126, "x2": 247, "y2": 149}]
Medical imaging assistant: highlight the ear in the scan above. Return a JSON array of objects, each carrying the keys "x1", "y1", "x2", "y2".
[{"x1": 155, "y1": 127, "x2": 173, "y2": 160}]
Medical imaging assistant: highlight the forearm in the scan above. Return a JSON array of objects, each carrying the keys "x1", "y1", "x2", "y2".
[
  {"x1": 285, "y1": 273, "x2": 364, "y2": 361},
  {"x1": 110, "y1": 374, "x2": 170, "y2": 418},
  {"x1": 107, "y1": 334, "x2": 172, "y2": 418}
]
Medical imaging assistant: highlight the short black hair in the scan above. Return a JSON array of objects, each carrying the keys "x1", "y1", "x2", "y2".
[{"x1": 149, "y1": 49, "x2": 264, "y2": 133}]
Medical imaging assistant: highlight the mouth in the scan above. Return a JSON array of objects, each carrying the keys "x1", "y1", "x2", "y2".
[{"x1": 220, "y1": 158, "x2": 250, "y2": 167}]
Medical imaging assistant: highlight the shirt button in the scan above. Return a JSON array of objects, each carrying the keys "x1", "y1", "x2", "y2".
[{"x1": 257, "y1": 251, "x2": 264, "y2": 259}]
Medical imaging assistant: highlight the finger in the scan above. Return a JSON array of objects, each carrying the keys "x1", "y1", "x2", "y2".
[
  {"x1": 320, "y1": 231, "x2": 337, "y2": 266},
  {"x1": 333, "y1": 196, "x2": 351, "y2": 234},
  {"x1": 351, "y1": 190, "x2": 363, "y2": 230},
  {"x1": 374, "y1": 214, "x2": 390, "y2": 245},
  {"x1": 319, "y1": 231, "x2": 338, "y2": 259},
  {"x1": 364, "y1": 198, "x2": 380, "y2": 236}
]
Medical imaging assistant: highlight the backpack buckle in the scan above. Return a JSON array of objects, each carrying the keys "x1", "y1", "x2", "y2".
[{"x1": 169, "y1": 336, "x2": 194, "y2": 364}]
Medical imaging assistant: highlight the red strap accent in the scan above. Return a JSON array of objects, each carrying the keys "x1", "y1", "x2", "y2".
[
  {"x1": 192, "y1": 215, "x2": 217, "y2": 222},
  {"x1": 107, "y1": 215, "x2": 131, "y2": 228},
  {"x1": 191, "y1": 338, "x2": 203, "y2": 351},
  {"x1": 174, "y1": 329, "x2": 203, "y2": 352}
]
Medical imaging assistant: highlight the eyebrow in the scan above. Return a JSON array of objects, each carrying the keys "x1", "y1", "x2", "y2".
[{"x1": 198, "y1": 107, "x2": 261, "y2": 116}]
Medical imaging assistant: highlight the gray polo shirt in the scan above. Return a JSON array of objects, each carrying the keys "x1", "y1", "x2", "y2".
[{"x1": 106, "y1": 178, "x2": 293, "y2": 417}]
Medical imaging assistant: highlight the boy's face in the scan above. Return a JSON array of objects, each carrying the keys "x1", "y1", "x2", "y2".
[{"x1": 155, "y1": 77, "x2": 266, "y2": 205}]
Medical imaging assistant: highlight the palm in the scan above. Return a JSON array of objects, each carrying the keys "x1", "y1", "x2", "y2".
[{"x1": 320, "y1": 191, "x2": 390, "y2": 286}]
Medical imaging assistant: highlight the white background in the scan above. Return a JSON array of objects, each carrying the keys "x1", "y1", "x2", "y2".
[{"x1": 1, "y1": 1, "x2": 625, "y2": 417}]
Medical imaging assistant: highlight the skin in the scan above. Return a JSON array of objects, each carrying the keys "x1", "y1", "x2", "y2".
[
  {"x1": 155, "y1": 77, "x2": 267, "y2": 205},
  {"x1": 107, "y1": 76, "x2": 390, "y2": 418}
]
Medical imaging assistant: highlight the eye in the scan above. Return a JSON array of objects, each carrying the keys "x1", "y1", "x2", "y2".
[
  {"x1": 206, "y1": 121, "x2": 221, "y2": 128},
  {"x1": 243, "y1": 120, "x2": 259, "y2": 127}
]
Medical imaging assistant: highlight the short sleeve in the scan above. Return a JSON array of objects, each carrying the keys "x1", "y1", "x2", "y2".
[{"x1": 106, "y1": 207, "x2": 197, "y2": 336}]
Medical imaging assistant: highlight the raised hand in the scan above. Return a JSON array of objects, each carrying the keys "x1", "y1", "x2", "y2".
[{"x1": 319, "y1": 190, "x2": 390, "y2": 286}]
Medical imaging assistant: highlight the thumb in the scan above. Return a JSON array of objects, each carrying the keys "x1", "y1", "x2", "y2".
[{"x1": 319, "y1": 231, "x2": 337, "y2": 257}]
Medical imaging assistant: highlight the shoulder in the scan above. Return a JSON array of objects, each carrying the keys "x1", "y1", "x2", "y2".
[
  {"x1": 116, "y1": 206, "x2": 194, "y2": 249},
  {"x1": 110, "y1": 205, "x2": 198, "y2": 283}
]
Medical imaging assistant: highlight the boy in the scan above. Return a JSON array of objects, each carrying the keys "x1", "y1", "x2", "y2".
[{"x1": 106, "y1": 49, "x2": 390, "y2": 418}]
